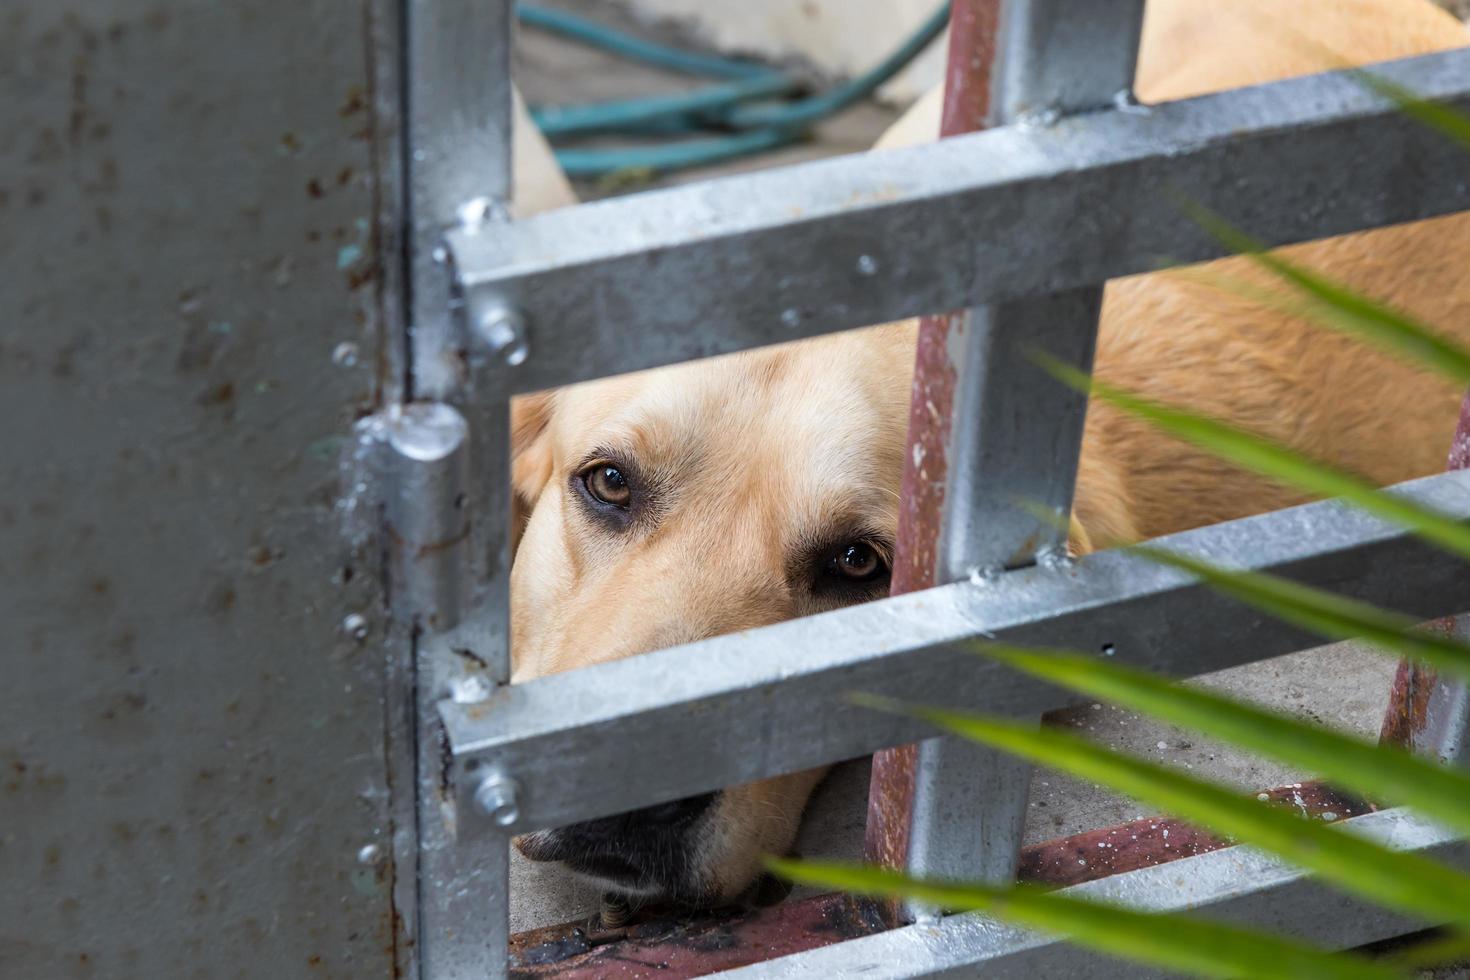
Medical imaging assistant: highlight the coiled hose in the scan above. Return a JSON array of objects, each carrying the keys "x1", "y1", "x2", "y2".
[{"x1": 519, "y1": 2, "x2": 950, "y2": 178}]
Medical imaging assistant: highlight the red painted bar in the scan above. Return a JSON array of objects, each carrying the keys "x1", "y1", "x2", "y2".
[{"x1": 507, "y1": 892, "x2": 886, "y2": 979}]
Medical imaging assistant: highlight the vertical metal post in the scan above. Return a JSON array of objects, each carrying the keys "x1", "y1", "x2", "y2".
[
  {"x1": 866, "y1": 0, "x2": 1145, "y2": 925},
  {"x1": 402, "y1": 0, "x2": 517, "y2": 977},
  {"x1": 1379, "y1": 391, "x2": 1470, "y2": 770}
]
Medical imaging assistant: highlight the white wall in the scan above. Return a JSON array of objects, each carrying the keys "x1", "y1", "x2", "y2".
[{"x1": 618, "y1": 0, "x2": 947, "y2": 104}]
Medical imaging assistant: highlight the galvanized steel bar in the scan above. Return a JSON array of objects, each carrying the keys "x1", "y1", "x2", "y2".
[
  {"x1": 879, "y1": 0, "x2": 1146, "y2": 924},
  {"x1": 441, "y1": 469, "x2": 1470, "y2": 833},
  {"x1": 866, "y1": 0, "x2": 1005, "y2": 923},
  {"x1": 404, "y1": 1, "x2": 516, "y2": 976},
  {"x1": 406, "y1": 0, "x2": 515, "y2": 400},
  {"x1": 987, "y1": 0, "x2": 1144, "y2": 124},
  {"x1": 720, "y1": 807, "x2": 1468, "y2": 979},
  {"x1": 445, "y1": 49, "x2": 1470, "y2": 395}
]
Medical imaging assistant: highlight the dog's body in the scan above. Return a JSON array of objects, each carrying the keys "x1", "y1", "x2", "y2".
[{"x1": 509, "y1": 0, "x2": 1470, "y2": 905}]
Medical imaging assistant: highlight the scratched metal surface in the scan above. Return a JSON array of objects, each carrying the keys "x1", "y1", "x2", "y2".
[{"x1": 0, "y1": 2, "x2": 403, "y2": 977}]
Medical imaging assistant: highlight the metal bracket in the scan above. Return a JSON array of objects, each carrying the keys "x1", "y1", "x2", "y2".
[{"x1": 345, "y1": 403, "x2": 471, "y2": 633}]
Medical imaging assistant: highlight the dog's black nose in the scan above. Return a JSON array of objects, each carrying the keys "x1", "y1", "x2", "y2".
[
  {"x1": 637, "y1": 793, "x2": 715, "y2": 827},
  {"x1": 517, "y1": 792, "x2": 719, "y2": 902}
]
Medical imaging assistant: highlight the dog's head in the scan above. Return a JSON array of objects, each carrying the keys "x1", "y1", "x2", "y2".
[{"x1": 509, "y1": 324, "x2": 914, "y2": 905}]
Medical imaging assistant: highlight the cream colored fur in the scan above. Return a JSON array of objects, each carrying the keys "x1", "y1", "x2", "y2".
[
  {"x1": 507, "y1": 0, "x2": 1470, "y2": 903},
  {"x1": 511, "y1": 87, "x2": 578, "y2": 216}
]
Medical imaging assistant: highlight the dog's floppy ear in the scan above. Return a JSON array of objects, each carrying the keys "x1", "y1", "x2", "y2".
[{"x1": 510, "y1": 390, "x2": 556, "y2": 554}]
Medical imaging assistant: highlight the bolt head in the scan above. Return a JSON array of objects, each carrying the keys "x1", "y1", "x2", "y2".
[
  {"x1": 456, "y1": 196, "x2": 495, "y2": 227},
  {"x1": 331, "y1": 342, "x2": 360, "y2": 368},
  {"x1": 474, "y1": 772, "x2": 521, "y2": 828},
  {"x1": 450, "y1": 674, "x2": 492, "y2": 704},
  {"x1": 341, "y1": 612, "x2": 370, "y2": 641},
  {"x1": 474, "y1": 304, "x2": 529, "y2": 367}
]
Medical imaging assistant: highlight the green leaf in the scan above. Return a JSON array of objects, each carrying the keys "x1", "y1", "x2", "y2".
[
  {"x1": 1174, "y1": 200, "x2": 1470, "y2": 385},
  {"x1": 975, "y1": 643, "x2": 1470, "y2": 838},
  {"x1": 1035, "y1": 352, "x2": 1470, "y2": 560},
  {"x1": 767, "y1": 858, "x2": 1405, "y2": 980},
  {"x1": 1131, "y1": 544, "x2": 1470, "y2": 685},
  {"x1": 851, "y1": 694, "x2": 1470, "y2": 933}
]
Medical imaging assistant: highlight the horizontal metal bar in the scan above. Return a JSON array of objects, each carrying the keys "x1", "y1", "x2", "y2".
[
  {"x1": 441, "y1": 470, "x2": 1470, "y2": 832},
  {"x1": 721, "y1": 806, "x2": 1467, "y2": 979},
  {"x1": 447, "y1": 49, "x2": 1470, "y2": 395}
]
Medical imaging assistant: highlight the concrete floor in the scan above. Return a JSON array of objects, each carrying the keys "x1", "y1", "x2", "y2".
[{"x1": 509, "y1": 2, "x2": 1446, "y2": 961}]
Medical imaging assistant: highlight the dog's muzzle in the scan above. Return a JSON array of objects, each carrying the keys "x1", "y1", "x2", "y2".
[{"x1": 515, "y1": 791, "x2": 718, "y2": 902}]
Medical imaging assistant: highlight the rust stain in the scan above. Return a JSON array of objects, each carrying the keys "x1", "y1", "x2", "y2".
[{"x1": 506, "y1": 893, "x2": 885, "y2": 979}]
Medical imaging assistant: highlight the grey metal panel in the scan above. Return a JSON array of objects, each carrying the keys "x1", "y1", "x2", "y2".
[
  {"x1": 441, "y1": 470, "x2": 1470, "y2": 834},
  {"x1": 447, "y1": 48, "x2": 1470, "y2": 394},
  {"x1": 0, "y1": 2, "x2": 400, "y2": 977},
  {"x1": 719, "y1": 807, "x2": 1467, "y2": 978}
]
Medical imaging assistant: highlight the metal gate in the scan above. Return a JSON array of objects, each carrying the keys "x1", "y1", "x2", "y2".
[{"x1": 388, "y1": 1, "x2": 1470, "y2": 977}]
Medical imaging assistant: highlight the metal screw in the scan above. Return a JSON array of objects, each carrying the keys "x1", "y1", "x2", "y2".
[
  {"x1": 341, "y1": 612, "x2": 370, "y2": 641},
  {"x1": 1037, "y1": 545, "x2": 1075, "y2": 571},
  {"x1": 599, "y1": 893, "x2": 632, "y2": 929},
  {"x1": 966, "y1": 564, "x2": 1002, "y2": 587},
  {"x1": 473, "y1": 770, "x2": 521, "y2": 828},
  {"x1": 331, "y1": 342, "x2": 359, "y2": 368},
  {"x1": 450, "y1": 673, "x2": 492, "y2": 704},
  {"x1": 474, "y1": 302, "x2": 529, "y2": 367},
  {"x1": 456, "y1": 196, "x2": 495, "y2": 227}
]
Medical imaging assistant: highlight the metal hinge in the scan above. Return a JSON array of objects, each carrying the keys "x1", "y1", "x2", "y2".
[{"x1": 341, "y1": 403, "x2": 470, "y2": 633}]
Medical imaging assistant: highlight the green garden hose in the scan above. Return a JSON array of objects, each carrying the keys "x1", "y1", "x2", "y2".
[{"x1": 520, "y1": 2, "x2": 950, "y2": 178}]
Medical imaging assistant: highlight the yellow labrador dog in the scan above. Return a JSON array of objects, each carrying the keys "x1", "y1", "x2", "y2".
[{"x1": 507, "y1": 0, "x2": 1470, "y2": 906}]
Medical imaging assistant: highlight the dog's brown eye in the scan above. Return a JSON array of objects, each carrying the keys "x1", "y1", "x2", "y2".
[
  {"x1": 829, "y1": 542, "x2": 884, "y2": 581},
  {"x1": 584, "y1": 465, "x2": 631, "y2": 507}
]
